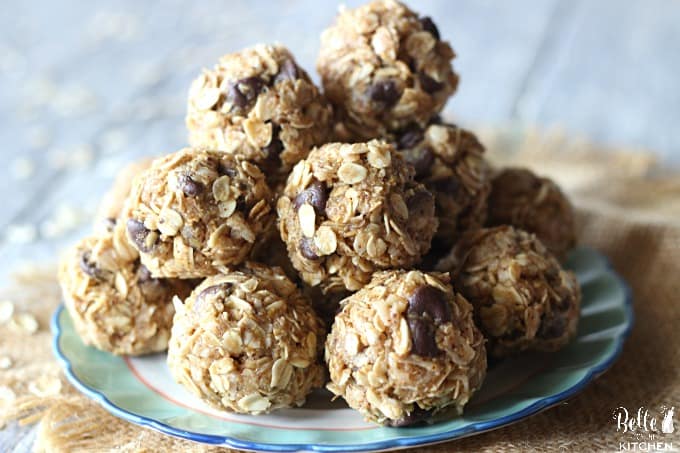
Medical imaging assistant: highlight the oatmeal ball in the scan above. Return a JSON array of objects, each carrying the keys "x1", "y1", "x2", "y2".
[
  {"x1": 442, "y1": 226, "x2": 581, "y2": 357},
  {"x1": 186, "y1": 44, "x2": 333, "y2": 186},
  {"x1": 395, "y1": 122, "x2": 491, "y2": 247},
  {"x1": 167, "y1": 263, "x2": 326, "y2": 414},
  {"x1": 326, "y1": 270, "x2": 486, "y2": 426},
  {"x1": 123, "y1": 148, "x2": 274, "y2": 278},
  {"x1": 95, "y1": 158, "x2": 153, "y2": 233},
  {"x1": 277, "y1": 140, "x2": 438, "y2": 293},
  {"x1": 487, "y1": 168, "x2": 576, "y2": 258},
  {"x1": 317, "y1": 0, "x2": 459, "y2": 140},
  {"x1": 58, "y1": 226, "x2": 193, "y2": 355}
]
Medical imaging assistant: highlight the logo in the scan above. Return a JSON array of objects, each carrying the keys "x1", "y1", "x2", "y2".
[{"x1": 612, "y1": 406, "x2": 675, "y2": 451}]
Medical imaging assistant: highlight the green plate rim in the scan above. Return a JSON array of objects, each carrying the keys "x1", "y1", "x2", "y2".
[{"x1": 52, "y1": 247, "x2": 634, "y2": 452}]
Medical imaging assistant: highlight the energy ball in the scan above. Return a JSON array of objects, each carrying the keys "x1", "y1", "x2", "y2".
[
  {"x1": 487, "y1": 168, "x2": 576, "y2": 259},
  {"x1": 317, "y1": 0, "x2": 459, "y2": 140},
  {"x1": 58, "y1": 226, "x2": 193, "y2": 355},
  {"x1": 186, "y1": 44, "x2": 333, "y2": 187},
  {"x1": 167, "y1": 263, "x2": 326, "y2": 414},
  {"x1": 95, "y1": 158, "x2": 152, "y2": 233},
  {"x1": 325, "y1": 270, "x2": 486, "y2": 426},
  {"x1": 395, "y1": 122, "x2": 490, "y2": 247},
  {"x1": 123, "y1": 148, "x2": 274, "y2": 278},
  {"x1": 443, "y1": 226, "x2": 581, "y2": 357},
  {"x1": 277, "y1": 140, "x2": 438, "y2": 293}
]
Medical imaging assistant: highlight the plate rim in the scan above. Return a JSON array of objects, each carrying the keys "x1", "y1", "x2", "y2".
[{"x1": 52, "y1": 247, "x2": 634, "y2": 452}]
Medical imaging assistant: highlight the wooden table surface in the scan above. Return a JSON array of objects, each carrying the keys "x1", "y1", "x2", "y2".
[{"x1": 1, "y1": 0, "x2": 679, "y2": 450}]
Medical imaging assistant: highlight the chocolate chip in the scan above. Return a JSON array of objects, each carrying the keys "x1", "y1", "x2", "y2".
[
  {"x1": 226, "y1": 82, "x2": 246, "y2": 108},
  {"x1": 264, "y1": 136, "x2": 283, "y2": 156},
  {"x1": 79, "y1": 252, "x2": 103, "y2": 280},
  {"x1": 366, "y1": 80, "x2": 400, "y2": 108},
  {"x1": 274, "y1": 59, "x2": 299, "y2": 84},
  {"x1": 294, "y1": 179, "x2": 328, "y2": 215},
  {"x1": 538, "y1": 314, "x2": 567, "y2": 339},
  {"x1": 262, "y1": 124, "x2": 283, "y2": 166},
  {"x1": 409, "y1": 286, "x2": 452, "y2": 322},
  {"x1": 419, "y1": 73, "x2": 444, "y2": 94},
  {"x1": 239, "y1": 76, "x2": 264, "y2": 96},
  {"x1": 194, "y1": 283, "x2": 231, "y2": 313},
  {"x1": 126, "y1": 219, "x2": 154, "y2": 253},
  {"x1": 401, "y1": 147, "x2": 434, "y2": 178},
  {"x1": 178, "y1": 174, "x2": 203, "y2": 197},
  {"x1": 263, "y1": 137, "x2": 283, "y2": 166},
  {"x1": 226, "y1": 76, "x2": 264, "y2": 110},
  {"x1": 419, "y1": 16, "x2": 440, "y2": 40},
  {"x1": 299, "y1": 237, "x2": 319, "y2": 260},
  {"x1": 197, "y1": 283, "x2": 230, "y2": 302},
  {"x1": 396, "y1": 127, "x2": 424, "y2": 150},
  {"x1": 235, "y1": 194, "x2": 247, "y2": 213},
  {"x1": 218, "y1": 162, "x2": 238, "y2": 177},
  {"x1": 406, "y1": 285, "x2": 451, "y2": 357},
  {"x1": 387, "y1": 406, "x2": 433, "y2": 427},
  {"x1": 407, "y1": 317, "x2": 440, "y2": 357}
]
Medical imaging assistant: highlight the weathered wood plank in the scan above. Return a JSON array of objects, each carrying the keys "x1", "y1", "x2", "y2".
[{"x1": 0, "y1": 0, "x2": 559, "y2": 246}]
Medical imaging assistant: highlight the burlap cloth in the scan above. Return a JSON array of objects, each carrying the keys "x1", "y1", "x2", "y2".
[{"x1": 1, "y1": 128, "x2": 679, "y2": 452}]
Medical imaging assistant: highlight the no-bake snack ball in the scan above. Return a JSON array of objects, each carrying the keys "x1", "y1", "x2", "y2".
[
  {"x1": 317, "y1": 0, "x2": 458, "y2": 140},
  {"x1": 326, "y1": 270, "x2": 486, "y2": 426},
  {"x1": 186, "y1": 44, "x2": 333, "y2": 186},
  {"x1": 58, "y1": 226, "x2": 193, "y2": 355},
  {"x1": 445, "y1": 226, "x2": 581, "y2": 357},
  {"x1": 95, "y1": 158, "x2": 153, "y2": 233},
  {"x1": 277, "y1": 140, "x2": 438, "y2": 293},
  {"x1": 487, "y1": 168, "x2": 576, "y2": 259},
  {"x1": 167, "y1": 263, "x2": 326, "y2": 414},
  {"x1": 123, "y1": 148, "x2": 274, "y2": 279},
  {"x1": 395, "y1": 122, "x2": 491, "y2": 247}
]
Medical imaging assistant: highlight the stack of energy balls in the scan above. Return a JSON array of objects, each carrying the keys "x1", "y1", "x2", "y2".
[{"x1": 58, "y1": 0, "x2": 580, "y2": 426}]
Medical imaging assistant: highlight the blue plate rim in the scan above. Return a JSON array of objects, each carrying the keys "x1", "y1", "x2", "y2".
[{"x1": 52, "y1": 247, "x2": 634, "y2": 452}]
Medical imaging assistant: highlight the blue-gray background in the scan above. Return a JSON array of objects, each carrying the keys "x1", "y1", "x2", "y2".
[{"x1": 1, "y1": 0, "x2": 679, "y2": 449}]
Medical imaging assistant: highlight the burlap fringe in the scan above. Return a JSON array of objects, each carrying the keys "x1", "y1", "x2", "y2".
[
  {"x1": 2, "y1": 381, "x2": 223, "y2": 453},
  {"x1": 2, "y1": 128, "x2": 680, "y2": 452}
]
